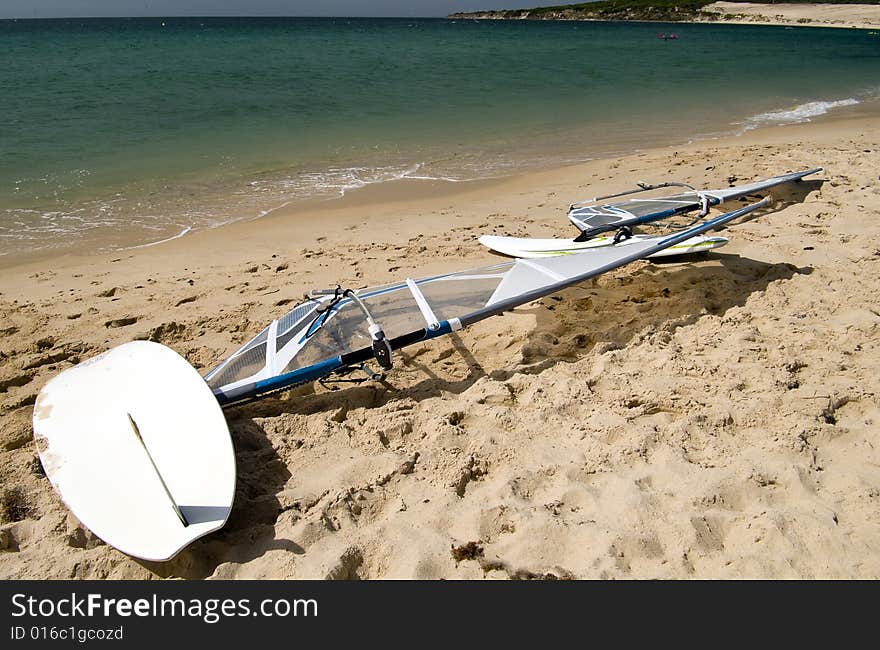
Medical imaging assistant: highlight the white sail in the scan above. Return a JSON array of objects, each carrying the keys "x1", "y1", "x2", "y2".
[
  {"x1": 567, "y1": 168, "x2": 819, "y2": 235},
  {"x1": 207, "y1": 197, "x2": 770, "y2": 406}
]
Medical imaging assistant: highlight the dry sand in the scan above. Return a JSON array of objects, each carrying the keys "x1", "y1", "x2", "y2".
[
  {"x1": 701, "y1": 2, "x2": 880, "y2": 29},
  {"x1": 1, "y1": 109, "x2": 879, "y2": 579}
]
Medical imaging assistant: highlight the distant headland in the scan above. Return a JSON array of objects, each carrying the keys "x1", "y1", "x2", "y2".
[{"x1": 449, "y1": 1, "x2": 880, "y2": 30}]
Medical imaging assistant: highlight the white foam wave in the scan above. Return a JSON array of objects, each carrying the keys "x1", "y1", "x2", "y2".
[
  {"x1": 739, "y1": 98, "x2": 859, "y2": 132},
  {"x1": 0, "y1": 151, "x2": 593, "y2": 258},
  {"x1": 403, "y1": 174, "x2": 462, "y2": 182},
  {"x1": 246, "y1": 162, "x2": 469, "y2": 205},
  {"x1": 248, "y1": 163, "x2": 429, "y2": 200},
  {"x1": 125, "y1": 226, "x2": 193, "y2": 250}
]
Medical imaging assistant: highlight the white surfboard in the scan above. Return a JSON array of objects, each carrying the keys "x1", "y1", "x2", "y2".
[
  {"x1": 33, "y1": 341, "x2": 235, "y2": 562},
  {"x1": 478, "y1": 233, "x2": 728, "y2": 259}
]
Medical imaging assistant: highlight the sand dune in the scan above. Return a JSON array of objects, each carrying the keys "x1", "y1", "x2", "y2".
[{"x1": 702, "y1": 2, "x2": 880, "y2": 29}]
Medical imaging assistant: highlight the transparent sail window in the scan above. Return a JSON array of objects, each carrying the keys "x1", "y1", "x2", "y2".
[
  {"x1": 206, "y1": 339, "x2": 268, "y2": 390},
  {"x1": 275, "y1": 301, "x2": 320, "y2": 352}
]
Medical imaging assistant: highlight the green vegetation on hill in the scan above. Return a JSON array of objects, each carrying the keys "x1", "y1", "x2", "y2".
[
  {"x1": 507, "y1": 1, "x2": 712, "y2": 22},
  {"x1": 450, "y1": 0, "x2": 880, "y2": 22}
]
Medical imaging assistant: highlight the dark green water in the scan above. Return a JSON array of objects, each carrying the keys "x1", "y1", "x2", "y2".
[{"x1": 1, "y1": 17, "x2": 878, "y2": 256}]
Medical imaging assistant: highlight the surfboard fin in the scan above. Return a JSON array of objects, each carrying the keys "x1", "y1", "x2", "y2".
[{"x1": 127, "y1": 413, "x2": 190, "y2": 527}]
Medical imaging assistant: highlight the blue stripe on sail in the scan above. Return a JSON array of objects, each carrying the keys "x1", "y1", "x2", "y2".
[
  {"x1": 214, "y1": 356, "x2": 343, "y2": 406},
  {"x1": 634, "y1": 207, "x2": 676, "y2": 223},
  {"x1": 424, "y1": 320, "x2": 453, "y2": 339},
  {"x1": 253, "y1": 357, "x2": 343, "y2": 393},
  {"x1": 219, "y1": 321, "x2": 455, "y2": 405}
]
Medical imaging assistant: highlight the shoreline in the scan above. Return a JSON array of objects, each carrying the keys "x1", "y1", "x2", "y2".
[
  {"x1": 451, "y1": 3, "x2": 880, "y2": 30},
  {"x1": 3, "y1": 96, "x2": 876, "y2": 271},
  {"x1": 2, "y1": 110, "x2": 880, "y2": 578}
]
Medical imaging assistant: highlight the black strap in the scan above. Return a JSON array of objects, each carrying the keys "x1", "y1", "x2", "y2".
[{"x1": 613, "y1": 226, "x2": 633, "y2": 244}]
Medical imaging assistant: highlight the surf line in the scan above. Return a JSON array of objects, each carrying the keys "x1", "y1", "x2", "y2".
[{"x1": 125, "y1": 226, "x2": 193, "y2": 250}]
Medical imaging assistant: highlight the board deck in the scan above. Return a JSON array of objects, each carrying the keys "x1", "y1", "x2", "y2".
[
  {"x1": 33, "y1": 341, "x2": 235, "y2": 561},
  {"x1": 478, "y1": 233, "x2": 728, "y2": 259}
]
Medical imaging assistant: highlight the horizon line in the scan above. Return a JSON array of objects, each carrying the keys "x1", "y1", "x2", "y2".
[{"x1": 0, "y1": 15, "x2": 468, "y2": 21}]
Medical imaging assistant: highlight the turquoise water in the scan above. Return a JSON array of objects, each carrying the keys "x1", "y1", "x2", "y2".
[{"x1": 1, "y1": 17, "x2": 878, "y2": 256}]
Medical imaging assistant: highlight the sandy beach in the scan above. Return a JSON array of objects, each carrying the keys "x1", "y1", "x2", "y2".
[
  {"x1": 1, "y1": 106, "x2": 879, "y2": 579},
  {"x1": 701, "y1": 3, "x2": 880, "y2": 29},
  {"x1": 451, "y1": 2, "x2": 880, "y2": 29}
]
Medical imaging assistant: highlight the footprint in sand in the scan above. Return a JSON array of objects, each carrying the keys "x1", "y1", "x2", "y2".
[
  {"x1": 104, "y1": 316, "x2": 139, "y2": 328},
  {"x1": 145, "y1": 322, "x2": 186, "y2": 344},
  {"x1": 690, "y1": 515, "x2": 725, "y2": 552},
  {"x1": 0, "y1": 373, "x2": 34, "y2": 393}
]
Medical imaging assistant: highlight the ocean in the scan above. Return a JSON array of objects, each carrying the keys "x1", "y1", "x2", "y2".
[{"x1": 1, "y1": 17, "x2": 878, "y2": 257}]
